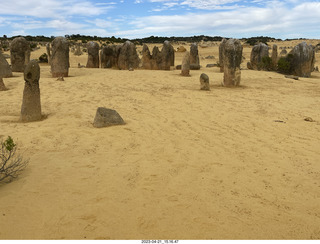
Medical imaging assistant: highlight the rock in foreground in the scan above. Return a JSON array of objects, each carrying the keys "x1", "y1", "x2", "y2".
[{"x1": 93, "y1": 107, "x2": 125, "y2": 128}]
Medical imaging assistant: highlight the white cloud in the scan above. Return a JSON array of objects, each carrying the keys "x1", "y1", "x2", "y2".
[
  {"x1": 1, "y1": 0, "x2": 319, "y2": 39},
  {"x1": 10, "y1": 29, "x2": 28, "y2": 36},
  {"x1": 125, "y1": 2, "x2": 320, "y2": 38},
  {"x1": 88, "y1": 19, "x2": 114, "y2": 29},
  {"x1": 0, "y1": 0, "x2": 112, "y2": 18}
]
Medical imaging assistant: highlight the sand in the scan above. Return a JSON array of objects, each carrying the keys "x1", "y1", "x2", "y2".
[{"x1": 0, "y1": 40, "x2": 320, "y2": 240}]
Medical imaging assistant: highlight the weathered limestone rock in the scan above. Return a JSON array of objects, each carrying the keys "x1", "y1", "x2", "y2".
[
  {"x1": 10, "y1": 37, "x2": 30, "y2": 72},
  {"x1": 101, "y1": 45, "x2": 119, "y2": 68},
  {"x1": 271, "y1": 44, "x2": 278, "y2": 69},
  {"x1": 141, "y1": 44, "x2": 152, "y2": 70},
  {"x1": 151, "y1": 46, "x2": 162, "y2": 70},
  {"x1": 74, "y1": 43, "x2": 83, "y2": 56},
  {"x1": 200, "y1": 73, "x2": 210, "y2": 90},
  {"x1": 161, "y1": 41, "x2": 175, "y2": 70},
  {"x1": 141, "y1": 42, "x2": 174, "y2": 70},
  {"x1": 285, "y1": 75, "x2": 299, "y2": 80},
  {"x1": 118, "y1": 41, "x2": 140, "y2": 70},
  {"x1": 223, "y1": 39, "x2": 242, "y2": 87},
  {"x1": 190, "y1": 64, "x2": 201, "y2": 70},
  {"x1": 219, "y1": 38, "x2": 227, "y2": 72},
  {"x1": 287, "y1": 42, "x2": 315, "y2": 77},
  {"x1": 20, "y1": 60, "x2": 41, "y2": 122},
  {"x1": 190, "y1": 43, "x2": 200, "y2": 69},
  {"x1": 51, "y1": 37, "x2": 69, "y2": 77},
  {"x1": 206, "y1": 64, "x2": 218, "y2": 68},
  {"x1": 0, "y1": 52, "x2": 12, "y2": 78},
  {"x1": 249, "y1": 43, "x2": 269, "y2": 70},
  {"x1": 93, "y1": 107, "x2": 125, "y2": 128},
  {"x1": 86, "y1": 41, "x2": 99, "y2": 68},
  {"x1": 0, "y1": 78, "x2": 7, "y2": 91},
  {"x1": 181, "y1": 51, "x2": 190, "y2": 76},
  {"x1": 168, "y1": 42, "x2": 175, "y2": 67},
  {"x1": 46, "y1": 43, "x2": 51, "y2": 64}
]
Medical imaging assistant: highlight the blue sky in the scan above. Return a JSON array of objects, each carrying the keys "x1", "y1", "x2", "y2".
[{"x1": 0, "y1": 0, "x2": 319, "y2": 39}]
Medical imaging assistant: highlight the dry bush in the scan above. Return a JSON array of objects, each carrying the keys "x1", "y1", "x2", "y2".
[{"x1": 0, "y1": 136, "x2": 29, "y2": 183}]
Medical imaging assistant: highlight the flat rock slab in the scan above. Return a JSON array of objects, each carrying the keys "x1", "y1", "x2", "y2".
[
  {"x1": 206, "y1": 64, "x2": 218, "y2": 68},
  {"x1": 285, "y1": 75, "x2": 299, "y2": 80},
  {"x1": 93, "y1": 107, "x2": 125, "y2": 128}
]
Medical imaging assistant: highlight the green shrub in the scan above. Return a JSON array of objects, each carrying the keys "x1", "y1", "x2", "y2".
[
  {"x1": 38, "y1": 53, "x2": 48, "y2": 63},
  {"x1": 30, "y1": 42, "x2": 37, "y2": 49},
  {"x1": 258, "y1": 56, "x2": 273, "y2": 71},
  {"x1": 0, "y1": 136, "x2": 29, "y2": 183},
  {"x1": 277, "y1": 54, "x2": 293, "y2": 74}
]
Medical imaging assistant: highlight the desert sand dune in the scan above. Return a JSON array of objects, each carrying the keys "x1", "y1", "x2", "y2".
[{"x1": 0, "y1": 40, "x2": 319, "y2": 239}]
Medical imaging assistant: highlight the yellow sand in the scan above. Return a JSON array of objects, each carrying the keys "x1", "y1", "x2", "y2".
[{"x1": 0, "y1": 40, "x2": 320, "y2": 240}]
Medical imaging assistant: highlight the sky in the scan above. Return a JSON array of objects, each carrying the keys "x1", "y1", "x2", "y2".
[{"x1": 0, "y1": 0, "x2": 319, "y2": 39}]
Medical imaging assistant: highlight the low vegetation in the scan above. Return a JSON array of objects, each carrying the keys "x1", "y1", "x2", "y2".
[
  {"x1": 243, "y1": 36, "x2": 282, "y2": 46},
  {"x1": 277, "y1": 54, "x2": 294, "y2": 74},
  {"x1": 0, "y1": 136, "x2": 29, "y2": 183},
  {"x1": 258, "y1": 56, "x2": 273, "y2": 71},
  {"x1": 38, "y1": 53, "x2": 48, "y2": 63},
  {"x1": 1, "y1": 34, "x2": 225, "y2": 45}
]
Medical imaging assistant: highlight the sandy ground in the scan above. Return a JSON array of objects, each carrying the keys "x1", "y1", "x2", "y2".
[{"x1": 0, "y1": 40, "x2": 320, "y2": 240}]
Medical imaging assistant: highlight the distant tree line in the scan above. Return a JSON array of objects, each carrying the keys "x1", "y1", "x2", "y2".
[
  {"x1": 0, "y1": 34, "x2": 312, "y2": 46},
  {"x1": 0, "y1": 34, "x2": 224, "y2": 44},
  {"x1": 131, "y1": 35, "x2": 224, "y2": 44},
  {"x1": 0, "y1": 35, "x2": 53, "y2": 42},
  {"x1": 241, "y1": 36, "x2": 282, "y2": 46}
]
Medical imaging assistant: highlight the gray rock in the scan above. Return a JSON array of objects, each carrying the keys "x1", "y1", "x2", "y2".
[
  {"x1": 20, "y1": 60, "x2": 42, "y2": 122},
  {"x1": 86, "y1": 41, "x2": 99, "y2": 68},
  {"x1": 0, "y1": 52, "x2": 12, "y2": 78},
  {"x1": 10, "y1": 37, "x2": 30, "y2": 72},
  {"x1": 250, "y1": 43, "x2": 269, "y2": 70},
  {"x1": 46, "y1": 43, "x2": 51, "y2": 65},
  {"x1": 141, "y1": 41, "x2": 174, "y2": 70},
  {"x1": 100, "y1": 45, "x2": 119, "y2": 69},
  {"x1": 181, "y1": 51, "x2": 190, "y2": 76},
  {"x1": 93, "y1": 107, "x2": 125, "y2": 128},
  {"x1": 223, "y1": 39, "x2": 242, "y2": 87},
  {"x1": 51, "y1": 37, "x2": 69, "y2": 77},
  {"x1": 190, "y1": 43, "x2": 200, "y2": 67},
  {"x1": 190, "y1": 64, "x2": 201, "y2": 70},
  {"x1": 271, "y1": 44, "x2": 278, "y2": 69},
  {"x1": 219, "y1": 39, "x2": 227, "y2": 72},
  {"x1": 200, "y1": 73, "x2": 210, "y2": 90},
  {"x1": 288, "y1": 42, "x2": 315, "y2": 77},
  {"x1": 161, "y1": 40, "x2": 174, "y2": 70},
  {"x1": 118, "y1": 41, "x2": 140, "y2": 70},
  {"x1": 141, "y1": 44, "x2": 152, "y2": 70},
  {"x1": 151, "y1": 46, "x2": 162, "y2": 70},
  {"x1": 206, "y1": 64, "x2": 218, "y2": 68},
  {"x1": 285, "y1": 75, "x2": 299, "y2": 80}
]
